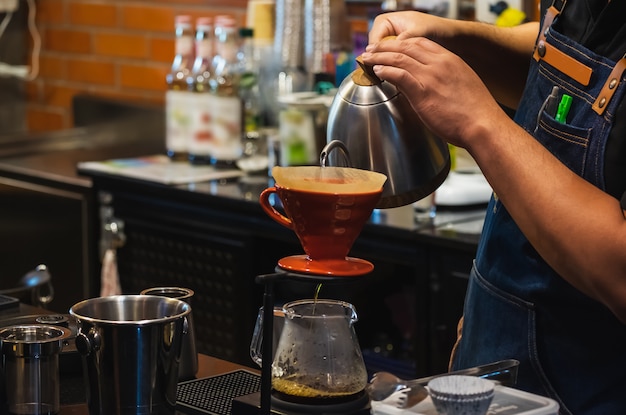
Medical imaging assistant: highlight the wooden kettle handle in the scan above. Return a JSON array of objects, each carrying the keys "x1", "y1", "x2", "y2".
[{"x1": 353, "y1": 36, "x2": 397, "y2": 86}]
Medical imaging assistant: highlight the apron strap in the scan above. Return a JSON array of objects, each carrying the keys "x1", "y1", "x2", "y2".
[
  {"x1": 592, "y1": 56, "x2": 626, "y2": 115},
  {"x1": 551, "y1": 0, "x2": 567, "y2": 13},
  {"x1": 533, "y1": 4, "x2": 593, "y2": 86}
]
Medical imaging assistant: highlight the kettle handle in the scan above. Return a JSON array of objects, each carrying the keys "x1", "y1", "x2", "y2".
[
  {"x1": 320, "y1": 140, "x2": 352, "y2": 167},
  {"x1": 259, "y1": 187, "x2": 293, "y2": 230}
]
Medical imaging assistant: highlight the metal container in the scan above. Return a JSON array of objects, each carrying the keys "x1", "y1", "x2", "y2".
[
  {"x1": 140, "y1": 287, "x2": 198, "y2": 381},
  {"x1": 70, "y1": 295, "x2": 190, "y2": 415},
  {"x1": 326, "y1": 68, "x2": 450, "y2": 208},
  {"x1": 0, "y1": 324, "x2": 72, "y2": 415}
]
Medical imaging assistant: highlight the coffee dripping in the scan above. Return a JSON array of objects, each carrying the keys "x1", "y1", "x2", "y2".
[{"x1": 237, "y1": 165, "x2": 387, "y2": 415}]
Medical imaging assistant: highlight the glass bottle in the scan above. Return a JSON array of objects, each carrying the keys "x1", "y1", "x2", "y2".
[
  {"x1": 237, "y1": 27, "x2": 270, "y2": 173},
  {"x1": 187, "y1": 17, "x2": 215, "y2": 165},
  {"x1": 165, "y1": 15, "x2": 194, "y2": 161},
  {"x1": 239, "y1": 28, "x2": 260, "y2": 136},
  {"x1": 208, "y1": 15, "x2": 244, "y2": 168}
]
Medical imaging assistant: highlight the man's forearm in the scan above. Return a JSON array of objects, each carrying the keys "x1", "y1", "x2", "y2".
[{"x1": 442, "y1": 21, "x2": 539, "y2": 109}]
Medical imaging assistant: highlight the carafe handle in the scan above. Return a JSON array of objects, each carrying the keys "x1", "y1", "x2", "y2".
[{"x1": 249, "y1": 306, "x2": 284, "y2": 368}]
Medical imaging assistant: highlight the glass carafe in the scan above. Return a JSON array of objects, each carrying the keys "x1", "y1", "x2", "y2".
[{"x1": 271, "y1": 299, "x2": 368, "y2": 403}]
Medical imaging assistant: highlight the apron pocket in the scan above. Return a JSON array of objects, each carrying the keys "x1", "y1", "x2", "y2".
[{"x1": 535, "y1": 111, "x2": 591, "y2": 177}]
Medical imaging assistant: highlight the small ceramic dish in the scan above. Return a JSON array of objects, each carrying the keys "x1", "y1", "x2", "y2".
[{"x1": 427, "y1": 375, "x2": 495, "y2": 415}]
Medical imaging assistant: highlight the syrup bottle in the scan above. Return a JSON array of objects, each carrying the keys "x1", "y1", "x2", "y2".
[
  {"x1": 165, "y1": 15, "x2": 194, "y2": 161},
  {"x1": 208, "y1": 15, "x2": 244, "y2": 168},
  {"x1": 187, "y1": 17, "x2": 215, "y2": 165}
]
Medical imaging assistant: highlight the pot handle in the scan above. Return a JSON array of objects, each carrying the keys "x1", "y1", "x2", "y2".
[
  {"x1": 75, "y1": 327, "x2": 101, "y2": 356},
  {"x1": 320, "y1": 140, "x2": 352, "y2": 167}
]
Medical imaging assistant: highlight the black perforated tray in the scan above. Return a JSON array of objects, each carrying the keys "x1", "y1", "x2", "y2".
[{"x1": 177, "y1": 369, "x2": 261, "y2": 415}]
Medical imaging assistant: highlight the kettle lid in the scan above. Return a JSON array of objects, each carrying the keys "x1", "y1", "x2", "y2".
[{"x1": 336, "y1": 71, "x2": 400, "y2": 106}]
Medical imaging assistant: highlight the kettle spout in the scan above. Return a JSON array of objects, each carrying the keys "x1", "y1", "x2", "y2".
[{"x1": 320, "y1": 140, "x2": 353, "y2": 167}]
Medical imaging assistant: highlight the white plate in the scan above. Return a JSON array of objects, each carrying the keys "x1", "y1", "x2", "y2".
[{"x1": 370, "y1": 385, "x2": 559, "y2": 415}]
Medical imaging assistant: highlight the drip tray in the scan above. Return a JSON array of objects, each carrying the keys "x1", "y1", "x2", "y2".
[{"x1": 177, "y1": 370, "x2": 261, "y2": 415}]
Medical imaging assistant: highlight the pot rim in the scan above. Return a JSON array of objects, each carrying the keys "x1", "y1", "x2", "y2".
[{"x1": 69, "y1": 294, "x2": 190, "y2": 326}]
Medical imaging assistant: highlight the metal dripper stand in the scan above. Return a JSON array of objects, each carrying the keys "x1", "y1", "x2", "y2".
[{"x1": 240, "y1": 267, "x2": 372, "y2": 415}]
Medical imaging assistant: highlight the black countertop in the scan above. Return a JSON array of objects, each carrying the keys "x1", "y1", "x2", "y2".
[{"x1": 76, "y1": 161, "x2": 485, "y2": 253}]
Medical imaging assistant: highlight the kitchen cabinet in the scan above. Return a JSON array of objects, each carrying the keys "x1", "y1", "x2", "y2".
[{"x1": 80, "y1": 167, "x2": 482, "y2": 378}]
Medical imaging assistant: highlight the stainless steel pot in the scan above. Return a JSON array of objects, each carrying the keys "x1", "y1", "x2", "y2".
[
  {"x1": 70, "y1": 295, "x2": 190, "y2": 415},
  {"x1": 325, "y1": 64, "x2": 450, "y2": 208}
]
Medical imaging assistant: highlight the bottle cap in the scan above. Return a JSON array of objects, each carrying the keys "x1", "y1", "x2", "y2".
[
  {"x1": 239, "y1": 27, "x2": 254, "y2": 38},
  {"x1": 175, "y1": 15, "x2": 192, "y2": 27},
  {"x1": 196, "y1": 17, "x2": 212, "y2": 28},
  {"x1": 215, "y1": 15, "x2": 237, "y2": 28}
]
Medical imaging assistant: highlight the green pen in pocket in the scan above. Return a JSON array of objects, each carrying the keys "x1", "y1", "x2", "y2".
[{"x1": 555, "y1": 94, "x2": 572, "y2": 124}]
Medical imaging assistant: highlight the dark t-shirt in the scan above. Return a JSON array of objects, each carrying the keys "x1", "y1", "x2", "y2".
[{"x1": 539, "y1": 0, "x2": 626, "y2": 201}]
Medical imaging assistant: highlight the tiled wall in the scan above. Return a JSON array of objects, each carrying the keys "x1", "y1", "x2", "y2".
[{"x1": 22, "y1": 0, "x2": 371, "y2": 132}]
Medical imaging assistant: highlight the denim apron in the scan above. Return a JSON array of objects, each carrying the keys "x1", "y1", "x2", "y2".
[{"x1": 451, "y1": 2, "x2": 626, "y2": 414}]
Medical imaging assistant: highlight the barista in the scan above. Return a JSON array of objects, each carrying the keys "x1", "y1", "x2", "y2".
[{"x1": 360, "y1": 1, "x2": 626, "y2": 414}]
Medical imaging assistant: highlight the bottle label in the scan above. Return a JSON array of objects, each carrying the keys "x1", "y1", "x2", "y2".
[
  {"x1": 278, "y1": 108, "x2": 316, "y2": 166},
  {"x1": 196, "y1": 39, "x2": 213, "y2": 60},
  {"x1": 175, "y1": 36, "x2": 193, "y2": 56},
  {"x1": 165, "y1": 90, "x2": 193, "y2": 153},
  {"x1": 210, "y1": 95, "x2": 242, "y2": 160},
  {"x1": 188, "y1": 93, "x2": 215, "y2": 157},
  {"x1": 216, "y1": 42, "x2": 238, "y2": 63}
]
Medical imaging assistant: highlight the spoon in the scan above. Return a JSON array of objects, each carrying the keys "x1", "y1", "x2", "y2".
[
  {"x1": 0, "y1": 266, "x2": 54, "y2": 308},
  {"x1": 367, "y1": 372, "x2": 429, "y2": 408},
  {"x1": 380, "y1": 387, "x2": 430, "y2": 409},
  {"x1": 367, "y1": 359, "x2": 520, "y2": 408}
]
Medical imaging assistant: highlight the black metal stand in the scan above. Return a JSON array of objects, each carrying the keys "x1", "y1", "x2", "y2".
[
  {"x1": 255, "y1": 272, "x2": 282, "y2": 415},
  {"x1": 254, "y1": 268, "x2": 370, "y2": 415}
]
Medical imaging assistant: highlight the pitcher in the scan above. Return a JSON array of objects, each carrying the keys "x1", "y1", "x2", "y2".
[{"x1": 270, "y1": 299, "x2": 368, "y2": 404}]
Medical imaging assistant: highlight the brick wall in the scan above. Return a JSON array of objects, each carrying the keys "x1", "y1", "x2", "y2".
[{"x1": 23, "y1": 0, "x2": 371, "y2": 132}]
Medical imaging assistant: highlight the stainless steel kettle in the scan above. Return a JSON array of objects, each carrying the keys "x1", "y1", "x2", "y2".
[{"x1": 324, "y1": 59, "x2": 450, "y2": 209}]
